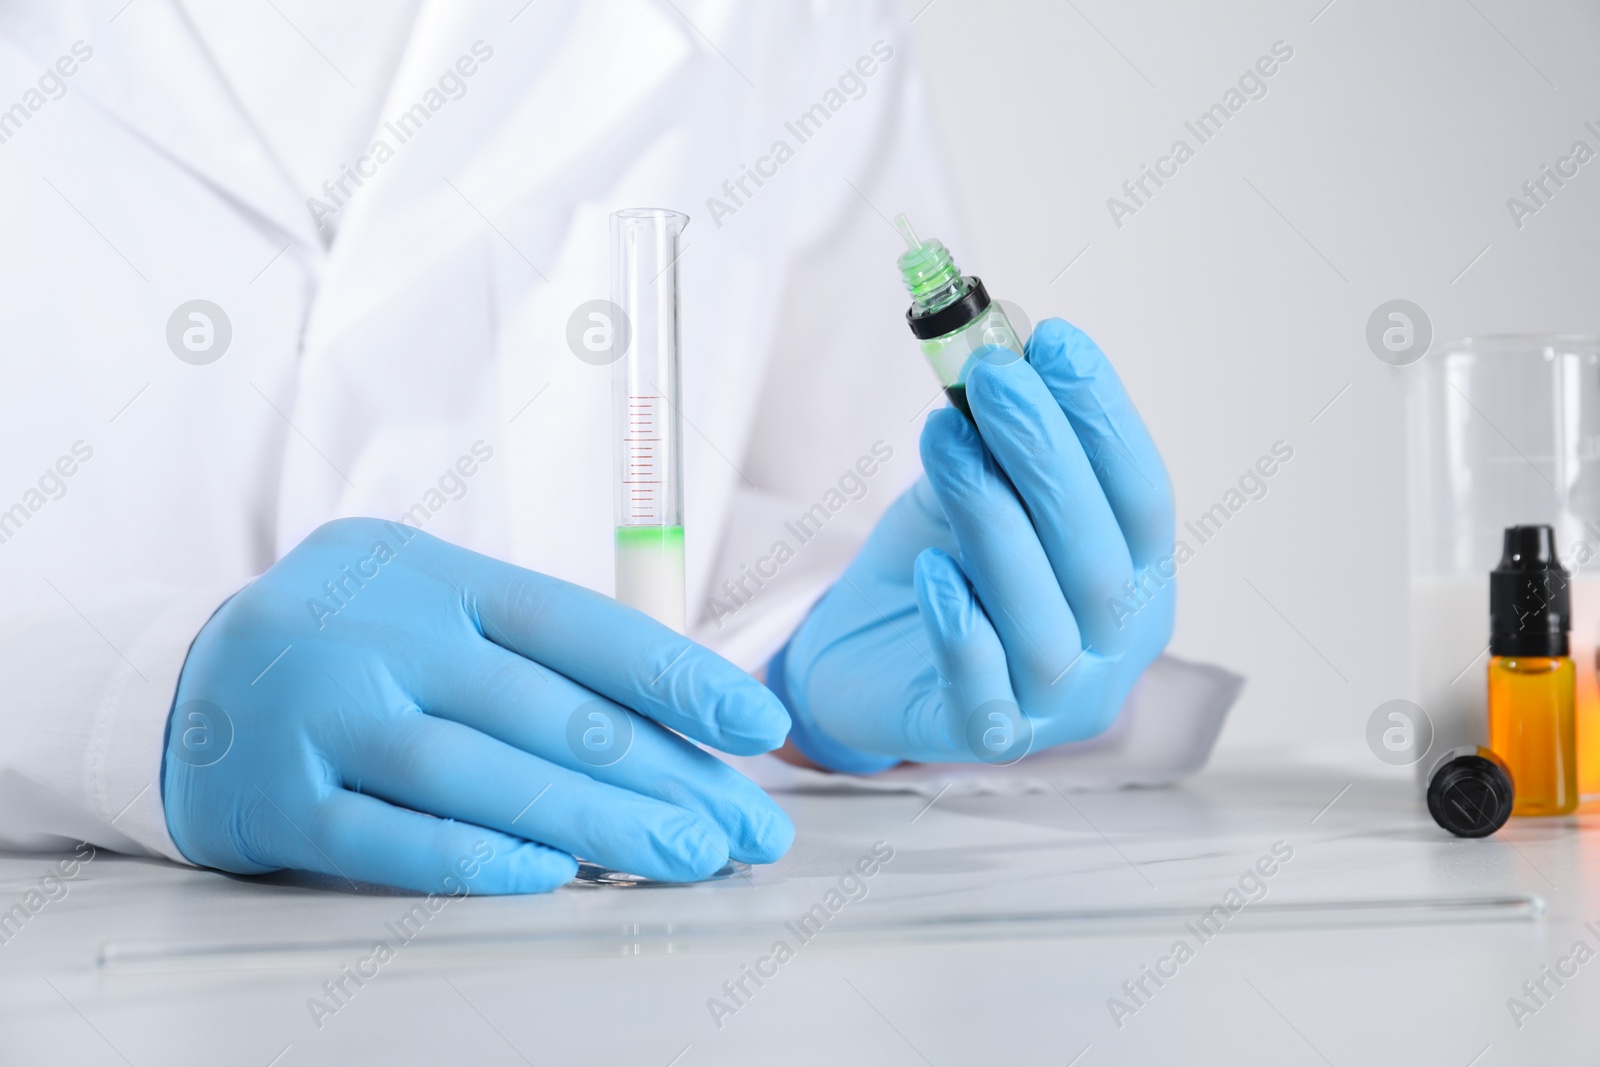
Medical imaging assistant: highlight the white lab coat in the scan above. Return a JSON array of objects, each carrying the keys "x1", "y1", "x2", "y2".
[{"x1": 0, "y1": 0, "x2": 968, "y2": 862}]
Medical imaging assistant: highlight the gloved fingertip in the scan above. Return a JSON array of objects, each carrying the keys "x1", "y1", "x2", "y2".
[
  {"x1": 924, "y1": 404, "x2": 975, "y2": 439},
  {"x1": 920, "y1": 407, "x2": 981, "y2": 470},
  {"x1": 967, "y1": 355, "x2": 1055, "y2": 424},
  {"x1": 1026, "y1": 316, "x2": 1103, "y2": 380},
  {"x1": 735, "y1": 802, "x2": 794, "y2": 866},
  {"x1": 663, "y1": 813, "x2": 731, "y2": 882},
  {"x1": 915, "y1": 543, "x2": 959, "y2": 574},
  {"x1": 1026, "y1": 316, "x2": 1073, "y2": 353},
  {"x1": 963, "y1": 362, "x2": 1001, "y2": 408},
  {"x1": 476, "y1": 841, "x2": 578, "y2": 895},
  {"x1": 710, "y1": 683, "x2": 791, "y2": 755}
]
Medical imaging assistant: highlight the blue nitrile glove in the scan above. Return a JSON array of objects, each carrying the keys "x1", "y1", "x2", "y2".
[
  {"x1": 775, "y1": 318, "x2": 1175, "y2": 769},
  {"x1": 163, "y1": 518, "x2": 794, "y2": 894}
]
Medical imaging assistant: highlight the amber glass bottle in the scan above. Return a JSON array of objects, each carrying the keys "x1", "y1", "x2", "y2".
[{"x1": 1487, "y1": 526, "x2": 1578, "y2": 816}]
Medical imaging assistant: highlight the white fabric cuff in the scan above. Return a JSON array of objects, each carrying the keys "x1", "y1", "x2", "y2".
[
  {"x1": 89, "y1": 581, "x2": 248, "y2": 864},
  {"x1": 730, "y1": 654, "x2": 1244, "y2": 795}
]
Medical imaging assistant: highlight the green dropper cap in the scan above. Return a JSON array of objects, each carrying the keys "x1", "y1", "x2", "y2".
[{"x1": 894, "y1": 214, "x2": 967, "y2": 315}]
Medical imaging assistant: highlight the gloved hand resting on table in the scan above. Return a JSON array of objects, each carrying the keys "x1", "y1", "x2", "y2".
[
  {"x1": 163, "y1": 518, "x2": 793, "y2": 894},
  {"x1": 772, "y1": 318, "x2": 1175, "y2": 771}
]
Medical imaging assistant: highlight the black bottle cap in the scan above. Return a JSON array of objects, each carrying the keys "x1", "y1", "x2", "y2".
[
  {"x1": 1427, "y1": 747, "x2": 1514, "y2": 838},
  {"x1": 906, "y1": 276, "x2": 992, "y2": 340},
  {"x1": 1489, "y1": 525, "x2": 1570, "y2": 658}
]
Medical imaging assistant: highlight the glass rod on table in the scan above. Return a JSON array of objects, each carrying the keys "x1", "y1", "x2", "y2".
[{"x1": 611, "y1": 208, "x2": 687, "y2": 632}]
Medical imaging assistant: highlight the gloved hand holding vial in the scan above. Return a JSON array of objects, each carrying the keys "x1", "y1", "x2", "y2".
[{"x1": 773, "y1": 217, "x2": 1177, "y2": 770}]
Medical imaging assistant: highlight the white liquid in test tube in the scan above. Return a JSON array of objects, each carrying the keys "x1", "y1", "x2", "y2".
[{"x1": 611, "y1": 209, "x2": 687, "y2": 632}]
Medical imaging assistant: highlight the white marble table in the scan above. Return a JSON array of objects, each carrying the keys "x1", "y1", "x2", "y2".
[{"x1": 0, "y1": 756, "x2": 1593, "y2": 1065}]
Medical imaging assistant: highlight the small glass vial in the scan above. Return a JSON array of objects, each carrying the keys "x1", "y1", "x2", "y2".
[
  {"x1": 1487, "y1": 525, "x2": 1578, "y2": 816},
  {"x1": 893, "y1": 214, "x2": 1025, "y2": 419}
]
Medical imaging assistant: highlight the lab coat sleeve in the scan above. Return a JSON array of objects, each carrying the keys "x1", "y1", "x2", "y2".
[{"x1": 0, "y1": 582, "x2": 242, "y2": 863}]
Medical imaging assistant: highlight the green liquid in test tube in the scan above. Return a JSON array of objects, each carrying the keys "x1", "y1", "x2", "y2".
[
  {"x1": 611, "y1": 208, "x2": 687, "y2": 631},
  {"x1": 894, "y1": 214, "x2": 1025, "y2": 418}
]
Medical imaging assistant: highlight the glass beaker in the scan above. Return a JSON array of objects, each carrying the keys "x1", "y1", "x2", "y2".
[{"x1": 1408, "y1": 335, "x2": 1600, "y2": 795}]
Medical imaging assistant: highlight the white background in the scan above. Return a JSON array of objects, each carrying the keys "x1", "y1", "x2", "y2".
[{"x1": 906, "y1": 0, "x2": 1600, "y2": 765}]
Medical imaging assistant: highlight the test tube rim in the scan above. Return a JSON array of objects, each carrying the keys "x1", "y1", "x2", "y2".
[{"x1": 613, "y1": 206, "x2": 689, "y2": 225}]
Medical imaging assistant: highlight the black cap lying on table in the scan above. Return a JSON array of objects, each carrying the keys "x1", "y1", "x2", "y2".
[{"x1": 1427, "y1": 746, "x2": 1514, "y2": 838}]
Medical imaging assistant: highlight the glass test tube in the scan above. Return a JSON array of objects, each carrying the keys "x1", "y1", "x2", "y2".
[{"x1": 611, "y1": 209, "x2": 687, "y2": 632}]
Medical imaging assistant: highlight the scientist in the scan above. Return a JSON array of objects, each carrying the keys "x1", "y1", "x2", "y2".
[{"x1": 0, "y1": 0, "x2": 1173, "y2": 893}]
